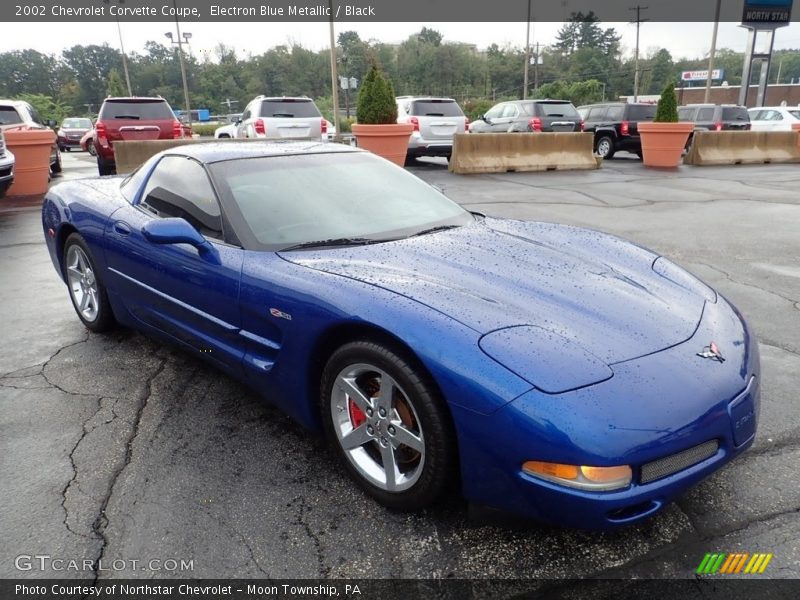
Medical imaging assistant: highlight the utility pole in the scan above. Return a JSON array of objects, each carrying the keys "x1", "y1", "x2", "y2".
[
  {"x1": 630, "y1": 5, "x2": 648, "y2": 102},
  {"x1": 221, "y1": 99, "x2": 239, "y2": 112},
  {"x1": 523, "y1": 0, "x2": 531, "y2": 99},
  {"x1": 328, "y1": 0, "x2": 341, "y2": 140},
  {"x1": 115, "y1": 1, "x2": 132, "y2": 96},
  {"x1": 533, "y1": 42, "x2": 540, "y2": 95},
  {"x1": 704, "y1": 0, "x2": 722, "y2": 103},
  {"x1": 165, "y1": 0, "x2": 192, "y2": 131}
]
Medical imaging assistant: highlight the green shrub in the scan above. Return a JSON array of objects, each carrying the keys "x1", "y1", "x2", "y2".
[
  {"x1": 654, "y1": 81, "x2": 679, "y2": 123},
  {"x1": 356, "y1": 65, "x2": 397, "y2": 124},
  {"x1": 190, "y1": 124, "x2": 218, "y2": 137}
]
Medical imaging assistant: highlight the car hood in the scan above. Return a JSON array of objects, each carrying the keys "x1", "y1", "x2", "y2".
[{"x1": 282, "y1": 218, "x2": 710, "y2": 365}]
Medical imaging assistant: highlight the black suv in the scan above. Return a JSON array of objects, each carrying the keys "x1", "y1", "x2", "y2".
[
  {"x1": 678, "y1": 104, "x2": 751, "y2": 135},
  {"x1": 469, "y1": 99, "x2": 582, "y2": 133},
  {"x1": 578, "y1": 102, "x2": 657, "y2": 159}
]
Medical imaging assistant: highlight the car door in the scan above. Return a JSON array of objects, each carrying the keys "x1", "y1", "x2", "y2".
[
  {"x1": 494, "y1": 103, "x2": 519, "y2": 132},
  {"x1": 104, "y1": 155, "x2": 245, "y2": 375},
  {"x1": 238, "y1": 103, "x2": 254, "y2": 138}
]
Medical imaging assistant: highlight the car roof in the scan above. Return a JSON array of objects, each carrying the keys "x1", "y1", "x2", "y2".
[{"x1": 161, "y1": 140, "x2": 361, "y2": 163}]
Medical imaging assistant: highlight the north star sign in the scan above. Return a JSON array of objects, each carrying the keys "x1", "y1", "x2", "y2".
[{"x1": 742, "y1": 0, "x2": 793, "y2": 24}]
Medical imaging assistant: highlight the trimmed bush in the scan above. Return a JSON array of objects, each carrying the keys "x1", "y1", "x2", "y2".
[
  {"x1": 654, "y1": 81, "x2": 679, "y2": 123},
  {"x1": 356, "y1": 65, "x2": 398, "y2": 125}
]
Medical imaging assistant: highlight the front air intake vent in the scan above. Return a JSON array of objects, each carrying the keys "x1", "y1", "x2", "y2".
[{"x1": 640, "y1": 439, "x2": 719, "y2": 484}]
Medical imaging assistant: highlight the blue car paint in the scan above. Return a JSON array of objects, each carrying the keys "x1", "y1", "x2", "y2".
[{"x1": 41, "y1": 143, "x2": 760, "y2": 528}]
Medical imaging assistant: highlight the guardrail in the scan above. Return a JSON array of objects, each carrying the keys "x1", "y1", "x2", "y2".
[
  {"x1": 449, "y1": 132, "x2": 600, "y2": 174},
  {"x1": 684, "y1": 130, "x2": 800, "y2": 166}
]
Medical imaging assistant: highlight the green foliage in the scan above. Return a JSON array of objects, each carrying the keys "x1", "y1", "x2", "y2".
[
  {"x1": 356, "y1": 65, "x2": 397, "y2": 124},
  {"x1": 535, "y1": 79, "x2": 604, "y2": 106},
  {"x1": 106, "y1": 69, "x2": 127, "y2": 97},
  {"x1": 462, "y1": 99, "x2": 496, "y2": 121},
  {"x1": 654, "y1": 80, "x2": 679, "y2": 122},
  {"x1": 17, "y1": 93, "x2": 73, "y2": 125},
  {"x1": 190, "y1": 124, "x2": 217, "y2": 137}
]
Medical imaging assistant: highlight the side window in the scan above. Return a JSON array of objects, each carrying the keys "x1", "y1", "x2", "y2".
[
  {"x1": 25, "y1": 103, "x2": 44, "y2": 125},
  {"x1": 241, "y1": 104, "x2": 252, "y2": 121},
  {"x1": 502, "y1": 104, "x2": 519, "y2": 118},
  {"x1": 770, "y1": 111, "x2": 785, "y2": 121},
  {"x1": 605, "y1": 106, "x2": 623, "y2": 120},
  {"x1": 589, "y1": 107, "x2": 607, "y2": 120},
  {"x1": 140, "y1": 156, "x2": 223, "y2": 239}
]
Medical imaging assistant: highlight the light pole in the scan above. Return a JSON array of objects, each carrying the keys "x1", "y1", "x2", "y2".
[
  {"x1": 704, "y1": 0, "x2": 722, "y2": 103},
  {"x1": 165, "y1": 1, "x2": 192, "y2": 131},
  {"x1": 630, "y1": 5, "x2": 648, "y2": 102},
  {"x1": 328, "y1": 0, "x2": 341, "y2": 141}
]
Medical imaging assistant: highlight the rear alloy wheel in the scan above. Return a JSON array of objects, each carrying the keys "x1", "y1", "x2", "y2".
[
  {"x1": 595, "y1": 135, "x2": 615, "y2": 159},
  {"x1": 321, "y1": 341, "x2": 455, "y2": 510},
  {"x1": 63, "y1": 233, "x2": 115, "y2": 332}
]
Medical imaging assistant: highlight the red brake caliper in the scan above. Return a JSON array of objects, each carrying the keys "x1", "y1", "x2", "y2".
[{"x1": 348, "y1": 397, "x2": 367, "y2": 428}]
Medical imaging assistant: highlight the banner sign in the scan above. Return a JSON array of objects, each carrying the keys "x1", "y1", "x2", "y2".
[
  {"x1": 681, "y1": 70, "x2": 724, "y2": 82},
  {"x1": 742, "y1": 0, "x2": 793, "y2": 24}
]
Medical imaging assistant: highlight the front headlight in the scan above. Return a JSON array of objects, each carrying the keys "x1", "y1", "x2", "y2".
[{"x1": 522, "y1": 461, "x2": 632, "y2": 491}]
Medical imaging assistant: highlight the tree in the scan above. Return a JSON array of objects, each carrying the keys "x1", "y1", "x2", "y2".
[
  {"x1": 554, "y1": 12, "x2": 620, "y2": 57},
  {"x1": 356, "y1": 64, "x2": 397, "y2": 124},
  {"x1": 17, "y1": 93, "x2": 73, "y2": 125},
  {"x1": 106, "y1": 69, "x2": 127, "y2": 97},
  {"x1": 654, "y1": 80, "x2": 679, "y2": 122}
]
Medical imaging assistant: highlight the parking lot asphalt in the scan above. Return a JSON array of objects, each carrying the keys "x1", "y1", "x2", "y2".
[{"x1": 1, "y1": 150, "x2": 798, "y2": 583}]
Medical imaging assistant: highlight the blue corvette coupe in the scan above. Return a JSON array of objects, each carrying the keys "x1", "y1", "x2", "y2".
[{"x1": 42, "y1": 141, "x2": 759, "y2": 529}]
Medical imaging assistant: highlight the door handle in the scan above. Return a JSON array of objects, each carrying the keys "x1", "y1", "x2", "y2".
[{"x1": 113, "y1": 221, "x2": 131, "y2": 236}]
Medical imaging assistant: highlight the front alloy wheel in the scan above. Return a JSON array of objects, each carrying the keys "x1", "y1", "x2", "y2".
[
  {"x1": 63, "y1": 233, "x2": 115, "y2": 332},
  {"x1": 321, "y1": 341, "x2": 455, "y2": 510}
]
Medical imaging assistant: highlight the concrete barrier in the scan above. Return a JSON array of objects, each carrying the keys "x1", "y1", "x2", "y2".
[
  {"x1": 449, "y1": 132, "x2": 599, "y2": 174},
  {"x1": 684, "y1": 130, "x2": 800, "y2": 166}
]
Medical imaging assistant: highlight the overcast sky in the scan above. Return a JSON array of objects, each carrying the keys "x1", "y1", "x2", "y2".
[{"x1": 2, "y1": 21, "x2": 800, "y2": 61}]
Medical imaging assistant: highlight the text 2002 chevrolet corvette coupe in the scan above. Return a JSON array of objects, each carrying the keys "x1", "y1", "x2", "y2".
[{"x1": 42, "y1": 141, "x2": 759, "y2": 528}]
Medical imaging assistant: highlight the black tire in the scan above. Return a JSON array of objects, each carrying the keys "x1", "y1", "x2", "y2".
[
  {"x1": 0, "y1": 180, "x2": 10, "y2": 199},
  {"x1": 51, "y1": 153, "x2": 63, "y2": 174},
  {"x1": 218, "y1": 134, "x2": 230, "y2": 139},
  {"x1": 595, "y1": 135, "x2": 616, "y2": 159},
  {"x1": 97, "y1": 157, "x2": 115, "y2": 176},
  {"x1": 636, "y1": 151, "x2": 644, "y2": 160},
  {"x1": 64, "y1": 147, "x2": 71, "y2": 152},
  {"x1": 320, "y1": 340, "x2": 457, "y2": 511},
  {"x1": 88, "y1": 143, "x2": 97, "y2": 157},
  {"x1": 62, "y1": 233, "x2": 116, "y2": 333},
  {"x1": 404, "y1": 154, "x2": 419, "y2": 167}
]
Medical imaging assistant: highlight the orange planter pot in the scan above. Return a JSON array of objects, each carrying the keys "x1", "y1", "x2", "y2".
[
  {"x1": 638, "y1": 122, "x2": 694, "y2": 168},
  {"x1": 5, "y1": 128, "x2": 56, "y2": 196},
  {"x1": 351, "y1": 123, "x2": 414, "y2": 167}
]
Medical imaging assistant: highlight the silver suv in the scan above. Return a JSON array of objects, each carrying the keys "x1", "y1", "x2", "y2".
[
  {"x1": 0, "y1": 131, "x2": 15, "y2": 198},
  {"x1": 0, "y1": 99, "x2": 62, "y2": 174},
  {"x1": 237, "y1": 96, "x2": 325, "y2": 141},
  {"x1": 396, "y1": 96, "x2": 467, "y2": 161}
]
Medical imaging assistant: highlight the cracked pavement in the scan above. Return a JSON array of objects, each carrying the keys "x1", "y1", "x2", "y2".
[{"x1": 1, "y1": 151, "x2": 798, "y2": 581}]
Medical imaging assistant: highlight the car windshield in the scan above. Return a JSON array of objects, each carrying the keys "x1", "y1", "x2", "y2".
[
  {"x1": 99, "y1": 100, "x2": 174, "y2": 120},
  {"x1": 259, "y1": 100, "x2": 321, "y2": 118},
  {"x1": 210, "y1": 152, "x2": 471, "y2": 251},
  {"x1": 410, "y1": 100, "x2": 463, "y2": 117},
  {"x1": 63, "y1": 118, "x2": 92, "y2": 129}
]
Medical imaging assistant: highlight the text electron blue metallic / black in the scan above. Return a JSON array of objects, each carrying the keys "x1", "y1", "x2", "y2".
[{"x1": 41, "y1": 141, "x2": 759, "y2": 529}]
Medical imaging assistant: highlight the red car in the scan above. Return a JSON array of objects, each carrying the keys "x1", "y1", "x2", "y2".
[
  {"x1": 79, "y1": 129, "x2": 96, "y2": 155},
  {"x1": 93, "y1": 96, "x2": 186, "y2": 176}
]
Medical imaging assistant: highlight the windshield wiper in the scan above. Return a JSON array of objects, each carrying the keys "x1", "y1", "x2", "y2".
[
  {"x1": 412, "y1": 224, "x2": 462, "y2": 237},
  {"x1": 279, "y1": 237, "x2": 378, "y2": 251}
]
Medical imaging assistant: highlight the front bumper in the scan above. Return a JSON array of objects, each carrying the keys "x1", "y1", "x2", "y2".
[
  {"x1": 0, "y1": 149, "x2": 14, "y2": 184},
  {"x1": 455, "y1": 295, "x2": 760, "y2": 529}
]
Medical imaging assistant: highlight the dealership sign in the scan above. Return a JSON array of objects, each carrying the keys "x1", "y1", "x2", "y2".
[
  {"x1": 742, "y1": 0, "x2": 793, "y2": 24},
  {"x1": 681, "y1": 70, "x2": 724, "y2": 81}
]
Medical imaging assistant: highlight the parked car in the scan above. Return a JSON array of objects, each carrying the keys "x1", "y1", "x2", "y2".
[
  {"x1": 678, "y1": 104, "x2": 751, "y2": 132},
  {"x1": 57, "y1": 117, "x2": 93, "y2": 151},
  {"x1": 578, "y1": 102, "x2": 657, "y2": 159},
  {"x1": 396, "y1": 96, "x2": 467, "y2": 161},
  {"x1": 0, "y1": 131, "x2": 14, "y2": 197},
  {"x1": 93, "y1": 96, "x2": 186, "y2": 176},
  {"x1": 469, "y1": 99, "x2": 582, "y2": 134},
  {"x1": 747, "y1": 106, "x2": 800, "y2": 131},
  {"x1": 80, "y1": 129, "x2": 96, "y2": 156},
  {"x1": 0, "y1": 98, "x2": 62, "y2": 174},
  {"x1": 237, "y1": 96, "x2": 325, "y2": 140},
  {"x1": 214, "y1": 113, "x2": 242, "y2": 139},
  {"x1": 43, "y1": 140, "x2": 759, "y2": 529}
]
